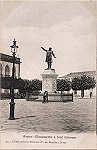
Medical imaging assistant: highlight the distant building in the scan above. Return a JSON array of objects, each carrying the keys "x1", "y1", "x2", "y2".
[
  {"x1": 59, "y1": 71, "x2": 96, "y2": 81},
  {"x1": 0, "y1": 53, "x2": 21, "y2": 96},
  {"x1": 58, "y1": 71, "x2": 96, "y2": 96}
]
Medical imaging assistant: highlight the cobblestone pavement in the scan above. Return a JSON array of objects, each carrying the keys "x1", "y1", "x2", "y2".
[{"x1": 0, "y1": 98, "x2": 96, "y2": 133}]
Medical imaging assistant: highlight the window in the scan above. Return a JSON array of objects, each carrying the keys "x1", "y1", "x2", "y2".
[
  {"x1": 0, "y1": 63, "x2": 2, "y2": 76},
  {"x1": 5, "y1": 64, "x2": 10, "y2": 77}
]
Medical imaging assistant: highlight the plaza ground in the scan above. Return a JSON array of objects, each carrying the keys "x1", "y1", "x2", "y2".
[{"x1": 0, "y1": 97, "x2": 96, "y2": 133}]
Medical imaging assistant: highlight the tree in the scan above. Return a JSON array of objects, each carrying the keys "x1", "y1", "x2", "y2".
[
  {"x1": 71, "y1": 77, "x2": 81, "y2": 95},
  {"x1": 30, "y1": 79, "x2": 42, "y2": 91},
  {"x1": 17, "y1": 79, "x2": 31, "y2": 98},
  {"x1": 1, "y1": 77, "x2": 42, "y2": 98},
  {"x1": 71, "y1": 75, "x2": 96, "y2": 98},
  {"x1": 86, "y1": 76, "x2": 96, "y2": 89},
  {"x1": 18, "y1": 79, "x2": 42, "y2": 97},
  {"x1": 80, "y1": 75, "x2": 96, "y2": 98},
  {"x1": 57, "y1": 79, "x2": 71, "y2": 94}
]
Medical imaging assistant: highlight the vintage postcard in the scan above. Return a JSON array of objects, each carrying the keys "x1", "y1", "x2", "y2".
[{"x1": 0, "y1": 0, "x2": 96, "y2": 149}]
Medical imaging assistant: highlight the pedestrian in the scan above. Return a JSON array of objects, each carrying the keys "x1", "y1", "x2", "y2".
[
  {"x1": 46, "y1": 91, "x2": 48, "y2": 103},
  {"x1": 90, "y1": 92, "x2": 92, "y2": 98},
  {"x1": 89, "y1": 88, "x2": 93, "y2": 98},
  {"x1": 42, "y1": 91, "x2": 47, "y2": 103},
  {"x1": 42, "y1": 91, "x2": 48, "y2": 103}
]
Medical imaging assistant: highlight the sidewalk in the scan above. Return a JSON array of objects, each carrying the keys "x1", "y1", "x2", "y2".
[{"x1": 0, "y1": 98, "x2": 96, "y2": 133}]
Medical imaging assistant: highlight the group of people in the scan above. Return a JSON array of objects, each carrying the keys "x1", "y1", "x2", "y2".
[{"x1": 42, "y1": 91, "x2": 48, "y2": 103}]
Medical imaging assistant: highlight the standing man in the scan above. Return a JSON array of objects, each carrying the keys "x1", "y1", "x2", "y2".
[
  {"x1": 46, "y1": 91, "x2": 48, "y2": 103},
  {"x1": 89, "y1": 88, "x2": 93, "y2": 98},
  {"x1": 42, "y1": 91, "x2": 46, "y2": 103},
  {"x1": 41, "y1": 47, "x2": 56, "y2": 69},
  {"x1": 42, "y1": 91, "x2": 48, "y2": 103}
]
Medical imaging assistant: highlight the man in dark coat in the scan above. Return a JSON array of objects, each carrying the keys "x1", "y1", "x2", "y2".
[
  {"x1": 41, "y1": 47, "x2": 56, "y2": 69},
  {"x1": 42, "y1": 91, "x2": 48, "y2": 103}
]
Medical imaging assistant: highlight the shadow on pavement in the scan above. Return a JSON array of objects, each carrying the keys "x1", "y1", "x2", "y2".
[{"x1": 15, "y1": 115, "x2": 36, "y2": 120}]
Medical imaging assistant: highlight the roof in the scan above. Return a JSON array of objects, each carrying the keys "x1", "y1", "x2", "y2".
[
  {"x1": 63, "y1": 71, "x2": 96, "y2": 78},
  {"x1": 0, "y1": 53, "x2": 21, "y2": 64}
]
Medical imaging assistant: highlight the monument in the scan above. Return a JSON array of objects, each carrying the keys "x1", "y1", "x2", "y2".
[
  {"x1": 41, "y1": 47, "x2": 58, "y2": 93},
  {"x1": 38, "y1": 46, "x2": 73, "y2": 102}
]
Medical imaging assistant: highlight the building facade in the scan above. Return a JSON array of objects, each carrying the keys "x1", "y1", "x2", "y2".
[
  {"x1": 0, "y1": 53, "x2": 21, "y2": 95},
  {"x1": 59, "y1": 71, "x2": 96, "y2": 81}
]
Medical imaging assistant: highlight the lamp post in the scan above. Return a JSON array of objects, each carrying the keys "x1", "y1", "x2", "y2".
[{"x1": 9, "y1": 38, "x2": 19, "y2": 120}]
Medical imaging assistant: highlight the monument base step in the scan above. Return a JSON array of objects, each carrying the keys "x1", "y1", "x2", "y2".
[
  {"x1": 26, "y1": 93, "x2": 73, "y2": 102},
  {"x1": 38, "y1": 93, "x2": 73, "y2": 102}
]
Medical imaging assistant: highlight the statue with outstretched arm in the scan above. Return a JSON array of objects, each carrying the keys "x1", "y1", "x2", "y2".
[{"x1": 41, "y1": 47, "x2": 56, "y2": 69}]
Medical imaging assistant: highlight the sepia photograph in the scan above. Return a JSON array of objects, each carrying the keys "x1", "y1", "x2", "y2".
[{"x1": 0, "y1": 0, "x2": 96, "y2": 149}]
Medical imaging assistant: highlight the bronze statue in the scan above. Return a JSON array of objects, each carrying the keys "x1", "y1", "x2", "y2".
[{"x1": 41, "y1": 47, "x2": 56, "y2": 69}]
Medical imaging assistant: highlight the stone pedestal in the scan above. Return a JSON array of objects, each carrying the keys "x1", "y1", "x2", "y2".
[
  {"x1": 38, "y1": 69, "x2": 73, "y2": 102},
  {"x1": 41, "y1": 69, "x2": 58, "y2": 93}
]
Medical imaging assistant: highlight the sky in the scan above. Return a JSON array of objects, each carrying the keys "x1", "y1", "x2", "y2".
[{"x1": 0, "y1": 0, "x2": 96, "y2": 79}]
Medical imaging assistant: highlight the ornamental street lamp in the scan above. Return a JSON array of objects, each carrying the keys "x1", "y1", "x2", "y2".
[{"x1": 9, "y1": 38, "x2": 19, "y2": 120}]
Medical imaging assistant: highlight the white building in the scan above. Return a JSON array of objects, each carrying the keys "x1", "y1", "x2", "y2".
[
  {"x1": 59, "y1": 71, "x2": 96, "y2": 81},
  {"x1": 0, "y1": 53, "x2": 21, "y2": 95}
]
